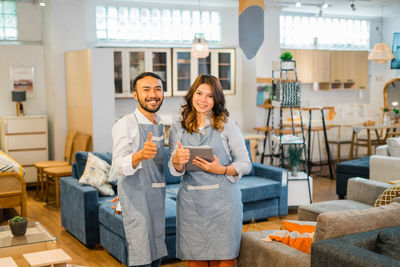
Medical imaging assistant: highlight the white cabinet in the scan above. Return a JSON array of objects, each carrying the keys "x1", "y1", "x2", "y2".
[
  {"x1": 0, "y1": 116, "x2": 49, "y2": 184},
  {"x1": 172, "y1": 48, "x2": 236, "y2": 96},
  {"x1": 114, "y1": 48, "x2": 172, "y2": 98}
]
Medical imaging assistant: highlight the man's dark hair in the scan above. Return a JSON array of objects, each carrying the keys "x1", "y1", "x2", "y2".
[{"x1": 132, "y1": 72, "x2": 163, "y2": 92}]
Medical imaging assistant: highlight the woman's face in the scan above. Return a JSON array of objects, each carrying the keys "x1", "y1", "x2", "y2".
[{"x1": 192, "y1": 83, "x2": 214, "y2": 116}]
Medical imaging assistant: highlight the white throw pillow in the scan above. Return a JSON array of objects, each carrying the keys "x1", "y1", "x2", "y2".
[
  {"x1": 78, "y1": 153, "x2": 115, "y2": 196},
  {"x1": 387, "y1": 137, "x2": 400, "y2": 157}
]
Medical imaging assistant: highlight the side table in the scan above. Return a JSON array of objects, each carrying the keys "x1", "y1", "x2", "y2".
[
  {"x1": 287, "y1": 171, "x2": 313, "y2": 206},
  {"x1": 23, "y1": 248, "x2": 71, "y2": 267}
]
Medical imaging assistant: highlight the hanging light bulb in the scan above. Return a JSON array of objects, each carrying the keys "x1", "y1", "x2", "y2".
[
  {"x1": 322, "y1": 0, "x2": 328, "y2": 9},
  {"x1": 191, "y1": 33, "x2": 209, "y2": 58},
  {"x1": 296, "y1": 0, "x2": 302, "y2": 8}
]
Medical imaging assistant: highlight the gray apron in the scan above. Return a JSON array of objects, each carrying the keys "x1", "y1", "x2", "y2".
[
  {"x1": 176, "y1": 126, "x2": 243, "y2": 260},
  {"x1": 118, "y1": 115, "x2": 167, "y2": 266}
]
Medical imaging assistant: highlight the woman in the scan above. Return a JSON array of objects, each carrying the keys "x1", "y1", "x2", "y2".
[{"x1": 168, "y1": 74, "x2": 251, "y2": 267}]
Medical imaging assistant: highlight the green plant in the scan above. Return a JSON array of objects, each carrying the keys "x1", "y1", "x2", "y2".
[
  {"x1": 287, "y1": 145, "x2": 303, "y2": 168},
  {"x1": 9, "y1": 216, "x2": 27, "y2": 224},
  {"x1": 280, "y1": 51, "x2": 293, "y2": 61},
  {"x1": 383, "y1": 108, "x2": 390, "y2": 112},
  {"x1": 393, "y1": 108, "x2": 399, "y2": 114}
]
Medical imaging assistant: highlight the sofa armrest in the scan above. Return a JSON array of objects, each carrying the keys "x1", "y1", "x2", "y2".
[
  {"x1": 238, "y1": 231, "x2": 310, "y2": 267},
  {"x1": 311, "y1": 238, "x2": 399, "y2": 267},
  {"x1": 370, "y1": 155, "x2": 400, "y2": 182},
  {"x1": 253, "y1": 163, "x2": 284, "y2": 184},
  {"x1": 60, "y1": 177, "x2": 101, "y2": 247},
  {"x1": 393, "y1": 197, "x2": 400, "y2": 204},
  {"x1": 347, "y1": 177, "x2": 391, "y2": 205}
]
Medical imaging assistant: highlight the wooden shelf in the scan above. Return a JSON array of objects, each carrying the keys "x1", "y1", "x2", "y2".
[
  {"x1": 153, "y1": 63, "x2": 166, "y2": 66},
  {"x1": 219, "y1": 63, "x2": 230, "y2": 66},
  {"x1": 178, "y1": 77, "x2": 190, "y2": 80}
]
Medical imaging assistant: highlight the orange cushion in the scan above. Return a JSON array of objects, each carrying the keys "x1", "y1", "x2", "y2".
[
  {"x1": 264, "y1": 230, "x2": 314, "y2": 254},
  {"x1": 282, "y1": 220, "x2": 317, "y2": 234}
]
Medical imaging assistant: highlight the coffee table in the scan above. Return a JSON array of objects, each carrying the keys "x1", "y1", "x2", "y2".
[{"x1": 0, "y1": 222, "x2": 57, "y2": 266}]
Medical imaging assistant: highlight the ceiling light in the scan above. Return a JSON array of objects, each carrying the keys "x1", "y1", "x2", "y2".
[
  {"x1": 296, "y1": 1, "x2": 302, "y2": 8},
  {"x1": 368, "y1": 43, "x2": 395, "y2": 63},
  {"x1": 322, "y1": 0, "x2": 328, "y2": 9},
  {"x1": 191, "y1": 33, "x2": 209, "y2": 58}
]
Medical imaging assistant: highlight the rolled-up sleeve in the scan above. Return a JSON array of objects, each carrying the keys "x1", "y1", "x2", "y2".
[
  {"x1": 223, "y1": 119, "x2": 252, "y2": 182},
  {"x1": 168, "y1": 123, "x2": 185, "y2": 177},
  {"x1": 112, "y1": 118, "x2": 142, "y2": 176}
]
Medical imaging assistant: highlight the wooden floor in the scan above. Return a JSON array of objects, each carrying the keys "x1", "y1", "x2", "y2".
[{"x1": 1, "y1": 173, "x2": 336, "y2": 267}]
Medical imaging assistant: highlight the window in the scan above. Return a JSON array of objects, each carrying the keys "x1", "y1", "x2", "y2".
[
  {"x1": 280, "y1": 15, "x2": 370, "y2": 50},
  {"x1": 0, "y1": 0, "x2": 17, "y2": 40},
  {"x1": 96, "y1": 6, "x2": 221, "y2": 43}
]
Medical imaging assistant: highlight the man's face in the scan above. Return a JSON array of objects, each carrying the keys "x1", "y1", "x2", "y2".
[{"x1": 133, "y1": 76, "x2": 164, "y2": 113}]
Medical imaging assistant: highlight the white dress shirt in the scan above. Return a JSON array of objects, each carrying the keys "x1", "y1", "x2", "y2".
[{"x1": 112, "y1": 108, "x2": 162, "y2": 177}]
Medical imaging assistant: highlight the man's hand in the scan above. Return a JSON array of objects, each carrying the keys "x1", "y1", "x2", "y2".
[
  {"x1": 172, "y1": 141, "x2": 190, "y2": 172},
  {"x1": 140, "y1": 132, "x2": 157, "y2": 160},
  {"x1": 132, "y1": 132, "x2": 157, "y2": 168},
  {"x1": 192, "y1": 155, "x2": 225, "y2": 174}
]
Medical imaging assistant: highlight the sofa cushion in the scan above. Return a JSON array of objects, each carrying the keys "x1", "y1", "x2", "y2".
[
  {"x1": 336, "y1": 156, "x2": 370, "y2": 176},
  {"x1": 265, "y1": 230, "x2": 313, "y2": 254},
  {"x1": 75, "y1": 151, "x2": 112, "y2": 178},
  {"x1": 387, "y1": 137, "x2": 400, "y2": 157},
  {"x1": 163, "y1": 147, "x2": 181, "y2": 184},
  {"x1": 98, "y1": 196, "x2": 177, "y2": 238},
  {"x1": 238, "y1": 176, "x2": 280, "y2": 203},
  {"x1": 314, "y1": 202, "x2": 400, "y2": 242},
  {"x1": 375, "y1": 227, "x2": 400, "y2": 260}
]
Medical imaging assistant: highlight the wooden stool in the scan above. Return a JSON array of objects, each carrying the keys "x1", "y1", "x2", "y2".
[
  {"x1": 0, "y1": 257, "x2": 18, "y2": 267},
  {"x1": 43, "y1": 166, "x2": 72, "y2": 208},
  {"x1": 35, "y1": 161, "x2": 69, "y2": 201},
  {"x1": 23, "y1": 249, "x2": 71, "y2": 267}
]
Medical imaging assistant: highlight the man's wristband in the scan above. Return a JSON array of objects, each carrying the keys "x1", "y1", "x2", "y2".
[{"x1": 223, "y1": 165, "x2": 228, "y2": 175}]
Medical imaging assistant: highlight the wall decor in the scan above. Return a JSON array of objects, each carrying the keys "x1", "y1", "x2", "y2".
[
  {"x1": 391, "y1": 33, "x2": 400, "y2": 69},
  {"x1": 10, "y1": 65, "x2": 35, "y2": 98}
]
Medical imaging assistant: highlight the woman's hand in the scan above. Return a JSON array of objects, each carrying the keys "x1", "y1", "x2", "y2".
[
  {"x1": 192, "y1": 155, "x2": 226, "y2": 174},
  {"x1": 172, "y1": 141, "x2": 190, "y2": 172}
]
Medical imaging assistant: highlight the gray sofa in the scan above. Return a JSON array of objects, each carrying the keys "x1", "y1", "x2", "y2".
[
  {"x1": 298, "y1": 177, "x2": 392, "y2": 221},
  {"x1": 60, "y1": 142, "x2": 288, "y2": 265},
  {"x1": 237, "y1": 202, "x2": 400, "y2": 267},
  {"x1": 311, "y1": 226, "x2": 400, "y2": 267}
]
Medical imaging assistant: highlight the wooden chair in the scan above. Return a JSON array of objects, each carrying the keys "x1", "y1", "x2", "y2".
[
  {"x1": 34, "y1": 130, "x2": 77, "y2": 200},
  {"x1": 327, "y1": 124, "x2": 352, "y2": 163},
  {"x1": 0, "y1": 172, "x2": 27, "y2": 217},
  {"x1": 43, "y1": 132, "x2": 91, "y2": 208}
]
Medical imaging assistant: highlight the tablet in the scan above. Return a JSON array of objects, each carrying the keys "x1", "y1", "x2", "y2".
[{"x1": 183, "y1": 145, "x2": 214, "y2": 171}]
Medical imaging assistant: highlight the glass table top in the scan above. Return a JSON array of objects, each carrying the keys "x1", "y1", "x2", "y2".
[{"x1": 0, "y1": 221, "x2": 56, "y2": 248}]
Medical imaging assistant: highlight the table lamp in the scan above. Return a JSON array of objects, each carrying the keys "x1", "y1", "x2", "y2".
[{"x1": 11, "y1": 90, "x2": 26, "y2": 116}]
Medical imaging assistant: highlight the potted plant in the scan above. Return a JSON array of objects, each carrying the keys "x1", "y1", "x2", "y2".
[
  {"x1": 393, "y1": 108, "x2": 400, "y2": 123},
  {"x1": 8, "y1": 216, "x2": 28, "y2": 236},
  {"x1": 280, "y1": 51, "x2": 293, "y2": 61},
  {"x1": 288, "y1": 145, "x2": 303, "y2": 176}
]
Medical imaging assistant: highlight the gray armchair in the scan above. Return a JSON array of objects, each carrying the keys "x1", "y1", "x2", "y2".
[{"x1": 298, "y1": 177, "x2": 391, "y2": 221}]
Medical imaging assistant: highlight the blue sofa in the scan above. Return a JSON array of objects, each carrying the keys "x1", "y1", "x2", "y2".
[{"x1": 60, "y1": 142, "x2": 288, "y2": 265}]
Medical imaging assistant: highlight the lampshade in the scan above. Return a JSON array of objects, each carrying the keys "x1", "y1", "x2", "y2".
[
  {"x1": 368, "y1": 43, "x2": 395, "y2": 63},
  {"x1": 11, "y1": 90, "x2": 26, "y2": 102},
  {"x1": 191, "y1": 33, "x2": 209, "y2": 58}
]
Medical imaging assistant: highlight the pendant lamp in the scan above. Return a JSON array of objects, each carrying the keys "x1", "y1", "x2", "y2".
[
  {"x1": 191, "y1": 33, "x2": 209, "y2": 58},
  {"x1": 368, "y1": 43, "x2": 395, "y2": 63}
]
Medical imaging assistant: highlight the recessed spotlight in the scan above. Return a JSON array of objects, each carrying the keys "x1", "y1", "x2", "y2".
[
  {"x1": 322, "y1": 0, "x2": 328, "y2": 9},
  {"x1": 350, "y1": 1, "x2": 356, "y2": 11},
  {"x1": 296, "y1": 1, "x2": 302, "y2": 8}
]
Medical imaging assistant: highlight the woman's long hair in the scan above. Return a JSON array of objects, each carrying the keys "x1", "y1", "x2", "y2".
[{"x1": 181, "y1": 74, "x2": 229, "y2": 134}]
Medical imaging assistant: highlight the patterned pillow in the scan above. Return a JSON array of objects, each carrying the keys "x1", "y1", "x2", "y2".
[
  {"x1": 78, "y1": 153, "x2": 115, "y2": 196},
  {"x1": 375, "y1": 183, "x2": 400, "y2": 207},
  {"x1": 108, "y1": 165, "x2": 125, "y2": 186},
  {"x1": 0, "y1": 150, "x2": 25, "y2": 176},
  {"x1": 263, "y1": 230, "x2": 314, "y2": 254},
  {"x1": 387, "y1": 137, "x2": 400, "y2": 157}
]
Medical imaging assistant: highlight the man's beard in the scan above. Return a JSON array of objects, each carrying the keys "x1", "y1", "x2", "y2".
[{"x1": 137, "y1": 96, "x2": 163, "y2": 113}]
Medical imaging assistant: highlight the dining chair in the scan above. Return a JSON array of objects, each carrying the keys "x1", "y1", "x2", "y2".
[
  {"x1": 34, "y1": 130, "x2": 77, "y2": 200},
  {"x1": 43, "y1": 132, "x2": 91, "y2": 208}
]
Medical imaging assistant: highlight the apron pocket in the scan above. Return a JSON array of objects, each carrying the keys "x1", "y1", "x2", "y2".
[
  {"x1": 188, "y1": 184, "x2": 219, "y2": 190},
  {"x1": 152, "y1": 182, "x2": 166, "y2": 188}
]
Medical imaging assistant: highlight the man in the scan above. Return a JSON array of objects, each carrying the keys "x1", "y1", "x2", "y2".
[{"x1": 112, "y1": 72, "x2": 166, "y2": 267}]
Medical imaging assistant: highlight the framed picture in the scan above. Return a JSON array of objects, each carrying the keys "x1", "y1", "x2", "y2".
[
  {"x1": 10, "y1": 65, "x2": 35, "y2": 98},
  {"x1": 391, "y1": 33, "x2": 400, "y2": 69}
]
